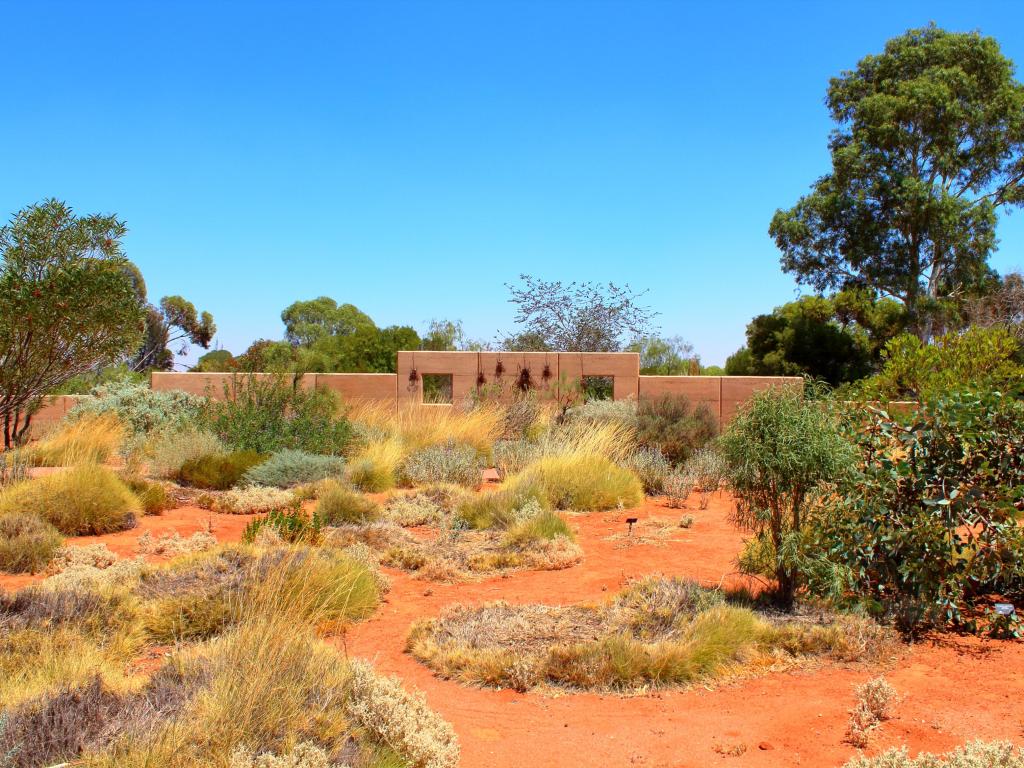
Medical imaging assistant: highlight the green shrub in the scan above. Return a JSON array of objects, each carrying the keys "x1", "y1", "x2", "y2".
[
  {"x1": 243, "y1": 508, "x2": 322, "y2": 544},
  {"x1": 718, "y1": 384, "x2": 854, "y2": 609},
  {"x1": 0, "y1": 513, "x2": 62, "y2": 573},
  {"x1": 315, "y1": 481, "x2": 381, "y2": 526},
  {"x1": 635, "y1": 394, "x2": 717, "y2": 465},
  {"x1": 457, "y1": 479, "x2": 550, "y2": 530},
  {"x1": 0, "y1": 464, "x2": 141, "y2": 535},
  {"x1": 621, "y1": 447, "x2": 671, "y2": 494},
  {"x1": 202, "y1": 374, "x2": 352, "y2": 454},
  {"x1": 177, "y1": 451, "x2": 267, "y2": 490},
  {"x1": 123, "y1": 477, "x2": 173, "y2": 515},
  {"x1": 401, "y1": 440, "x2": 482, "y2": 487},
  {"x1": 147, "y1": 426, "x2": 225, "y2": 478},
  {"x1": 504, "y1": 508, "x2": 573, "y2": 548},
  {"x1": 68, "y1": 380, "x2": 205, "y2": 437},
  {"x1": 814, "y1": 390, "x2": 1024, "y2": 631},
  {"x1": 241, "y1": 448, "x2": 346, "y2": 489},
  {"x1": 512, "y1": 454, "x2": 644, "y2": 511}
]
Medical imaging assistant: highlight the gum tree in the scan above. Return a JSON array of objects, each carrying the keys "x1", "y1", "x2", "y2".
[
  {"x1": 771, "y1": 25, "x2": 1024, "y2": 341},
  {"x1": 0, "y1": 199, "x2": 144, "y2": 446}
]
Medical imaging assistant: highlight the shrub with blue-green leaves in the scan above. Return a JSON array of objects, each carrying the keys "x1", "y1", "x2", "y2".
[
  {"x1": 202, "y1": 375, "x2": 352, "y2": 455},
  {"x1": 68, "y1": 381, "x2": 204, "y2": 437},
  {"x1": 401, "y1": 440, "x2": 482, "y2": 488},
  {"x1": 242, "y1": 449, "x2": 346, "y2": 489},
  {"x1": 621, "y1": 447, "x2": 671, "y2": 494}
]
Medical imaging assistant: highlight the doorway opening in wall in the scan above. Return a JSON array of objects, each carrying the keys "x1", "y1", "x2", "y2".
[
  {"x1": 422, "y1": 374, "x2": 453, "y2": 404},
  {"x1": 581, "y1": 376, "x2": 614, "y2": 401}
]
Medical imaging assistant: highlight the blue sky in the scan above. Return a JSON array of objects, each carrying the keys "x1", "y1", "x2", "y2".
[{"x1": 4, "y1": 1, "x2": 1024, "y2": 366}]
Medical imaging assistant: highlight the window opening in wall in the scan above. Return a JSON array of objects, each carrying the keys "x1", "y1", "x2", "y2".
[
  {"x1": 581, "y1": 375, "x2": 614, "y2": 401},
  {"x1": 422, "y1": 373, "x2": 453, "y2": 404}
]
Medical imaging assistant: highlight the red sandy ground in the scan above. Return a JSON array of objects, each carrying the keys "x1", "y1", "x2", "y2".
[{"x1": 3, "y1": 493, "x2": 1023, "y2": 767}]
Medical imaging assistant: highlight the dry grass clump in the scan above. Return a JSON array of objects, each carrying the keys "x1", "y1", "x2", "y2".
[
  {"x1": 316, "y1": 480, "x2": 381, "y2": 525},
  {"x1": 846, "y1": 676, "x2": 899, "y2": 748},
  {"x1": 147, "y1": 426, "x2": 226, "y2": 478},
  {"x1": 137, "y1": 530, "x2": 218, "y2": 556},
  {"x1": 0, "y1": 464, "x2": 140, "y2": 535},
  {"x1": 347, "y1": 659, "x2": 460, "y2": 768},
  {"x1": 23, "y1": 413, "x2": 125, "y2": 466},
  {"x1": 843, "y1": 740, "x2": 1024, "y2": 768},
  {"x1": 46, "y1": 542, "x2": 119, "y2": 572},
  {"x1": 0, "y1": 512, "x2": 62, "y2": 573},
  {"x1": 123, "y1": 476, "x2": 174, "y2": 515},
  {"x1": 214, "y1": 485, "x2": 297, "y2": 514},
  {"x1": 347, "y1": 438, "x2": 403, "y2": 492},
  {"x1": 510, "y1": 454, "x2": 644, "y2": 511},
  {"x1": 409, "y1": 576, "x2": 895, "y2": 693},
  {"x1": 384, "y1": 492, "x2": 445, "y2": 527},
  {"x1": 492, "y1": 438, "x2": 540, "y2": 480},
  {"x1": 349, "y1": 400, "x2": 504, "y2": 456},
  {"x1": 401, "y1": 440, "x2": 483, "y2": 488}
]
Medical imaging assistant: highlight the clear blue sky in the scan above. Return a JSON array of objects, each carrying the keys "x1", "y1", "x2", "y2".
[{"x1": 4, "y1": 1, "x2": 1024, "y2": 366}]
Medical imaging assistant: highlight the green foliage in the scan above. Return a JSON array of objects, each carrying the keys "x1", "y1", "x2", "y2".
[
  {"x1": 813, "y1": 391, "x2": 1024, "y2": 631},
  {"x1": 627, "y1": 336, "x2": 698, "y2": 375},
  {"x1": 241, "y1": 449, "x2": 346, "y2": 489},
  {"x1": 770, "y1": 25, "x2": 1024, "y2": 339},
  {"x1": 855, "y1": 327, "x2": 1024, "y2": 401},
  {"x1": 52, "y1": 364, "x2": 147, "y2": 395},
  {"x1": 0, "y1": 512, "x2": 62, "y2": 573},
  {"x1": 0, "y1": 199, "x2": 145, "y2": 447},
  {"x1": 503, "y1": 509, "x2": 573, "y2": 547},
  {"x1": 718, "y1": 385, "x2": 855, "y2": 608},
  {"x1": 192, "y1": 349, "x2": 237, "y2": 373},
  {"x1": 401, "y1": 441, "x2": 482, "y2": 488},
  {"x1": 458, "y1": 479, "x2": 550, "y2": 530},
  {"x1": 132, "y1": 295, "x2": 216, "y2": 372},
  {"x1": 635, "y1": 394, "x2": 717, "y2": 465},
  {"x1": 243, "y1": 508, "x2": 322, "y2": 544},
  {"x1": 177, "y1": 451, "x2": 267, "y2": 490},
  {"x1": 314, "y1": 481, "x2": 381, "y2": 526},
  {"x1": 69, "y1": 380, "x2": 204, "y2": 437},
  {"x1": 281, "y1": 296, "x2": 375, "y2": 347},
  {"x1": 202, "y1": 375, "x2": 352, "y2": 454},
  {"x1": 123, "y1": 477, "x2": 173, "y2": 515}
]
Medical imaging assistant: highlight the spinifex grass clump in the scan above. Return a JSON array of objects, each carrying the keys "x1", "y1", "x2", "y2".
[
  {"x1": 0, "y1": 512, "x2": 62, "y2": 573},
  {"x1": 177, "y1": 450, "x2": 267, "y2": 490},
  {"x1": 23, "y1": 412, "x2": 125, "y2": 467},
  {"x1": 349, "y1": 400, "x2": 505, "y2": 456},
  {"x1": 408, "y1": 575, "x2": 895, "y2": 693},
  {"x1": 0, "y1": 465, "x2": 141, "y2": 535},
  {"x1": 511, "y1": 454, "x2": 643, "y2": 511},
  {"x1": 315, "y1": 480, "x2": 381, "y2": 526},
  {"x1": 401, "y1": 440, "x2": 483, "y2": 488}
]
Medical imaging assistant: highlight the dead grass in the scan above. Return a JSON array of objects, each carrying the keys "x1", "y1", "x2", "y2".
[
  {"x1": 408, "y1": 576, "x2": 898, "y2": 693},
  {"x1": 349, "y1": 400, "x2": 504, "y2": 456},
  {"x1": 23, "y1": 413, "x2": 125, "y2": 467}
]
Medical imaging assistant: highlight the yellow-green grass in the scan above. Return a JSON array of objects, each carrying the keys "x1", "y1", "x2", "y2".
[
  {"x1": 349, "y1": 400, "x2": 505, "y2": 456},
  {"x1": 0, "y1": 512, "x2": 63, "y2": 573},
  {"x1": 23, "y1": 413, "x2": 125, "y2": 467},
  {"x1": 347, "y1": 438, "x2": 403, "y2": 492},
  {"x1": 509, "y1": 453, "x2": 644, "y2": 511},
  {"x1": 0, "y1": 464, "x2": 141, "y2": 535}
]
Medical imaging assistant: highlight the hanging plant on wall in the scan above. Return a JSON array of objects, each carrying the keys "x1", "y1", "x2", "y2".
[
  {"x1": 517, "y1": 366, "x2": 533, "y2": 392},
  {"x1": 541, "y1": 356, "x2": 553, "y2": 384},
  {"x1": 407, "y1": 353, "x2": 420, "y2": 392},
  {"x1": 476, "y1": 371, "x2": 487, "y2": 387},
  {"x1": 495, "y1": 357, "x2": 505, "y2": 379}
]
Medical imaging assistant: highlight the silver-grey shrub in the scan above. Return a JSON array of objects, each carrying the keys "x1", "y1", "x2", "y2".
[
  {"x1": 621, "y1": 447, "x2": 671, "y2": 494},
  {"x1": 242, "y1": 449, "x2": 346, "y2": 489},
  {"x1": 564, "y1": 398, "x2": 638, "y2": 428},
  {"x1": 492, "y1": 439, "x2": 540, "y2": 480},
  {"x1": 402, "y1": 441, "x2": 482, "y2": 488},
  {"x1": 69, "y1": 381, "x2": 204, "y2": 437},
  {"x1": 843, "y1": 740, "x2": 1024, "y2": 768}
]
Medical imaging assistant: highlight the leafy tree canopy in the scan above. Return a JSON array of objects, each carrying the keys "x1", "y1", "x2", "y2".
[
  {"x1": 0, "y1": 199, "x2": 145, "y2": 445},
  {"x1": 627, "y1": 336, "x2": 698, "y2": 375},
  {"x1": 281, "y1": 297, "x2": 375, "y2": 346},
  {"x1": 770, "y1": 25, "x2": 1024, "y2": 340}
]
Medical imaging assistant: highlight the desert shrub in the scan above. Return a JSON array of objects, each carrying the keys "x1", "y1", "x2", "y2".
[
  {"x1": 512, "y1": 454, "x2": 644, "y2": 511},
  {"x1": 621, "y1": 447, "x2": 671, "y2": 494},
  {"x1": 718, "y1": 384, "x2": 854, "y2": 609},
  {"x1": 46, "y1": 542, "x2": 119, "y2": 572},
  {"x1": 635, "y1": 394, "x2": 717, "y2": 465},
  {"x1": 682, "y1": 447, "x2": 727, "y2": 509},
  {"x1": 147, "y1": 426, "x2": 226, "y2": 478},
  {"x1": 243, "y1": 509, "x2": 322, "y2": 544},
  {"x1": 315, "y1": 481, "x2": 381, "y2": 526},
  {"x1": 122, "y1": 476, "x2": 173, "y2": 515},
  {"x1": 0, "y1": 464, "x2": 140, "y2": 535},
  {"x1": 0, "y1": 513, "x2": 62, "y2": 573},
  {"x1": 347, "y1": 659, "x2": 460, "y2": 768},
  {"x1": 565, "y1": 398, "x2": 638, "y2": 428},
  {"x1": 203, "y1": 374, "x2": 352, "y2": 455},
  {"x1": 214, "y1": 485, "x2": 297, "y2": 514},
  {"x1": 0, "y1": 450, "x2": 29, "y2": 488},
  {"x1": 842, "y1": 740, "x2": 1024, "y2": 768},
  {"x1": 491, "y1": 438, "x2": 540, "y2": 480},
  {"x1": 847, "y1": 676, "x2": 898, "y2": 748},
  {"x1": 68, "y1": 380, "x2": 204, "y2": 436},
  {"x1": 402, "y1": 440, "x2": 482, "y2": 487},
  {"x1": 228, "y1": 742, "x2": 330, "y2": 768},
  {"x1": 503, "y1": 508, "x2": 573, "y2": 548},
  {"x1": 177, "y1": 450, "x2": 267, "y2": 490},
  {"x1": 137, "y1": 530, "x2": 217, "y2": 556},
  {"x1": 348, "y1": 439, "x2": 403, "y2": 492},
  {"x1": 498, "y1": 392, "x2": 548, "y2": 439},
  {"x1": 23, "y1": 412, "x2": 125, "y2": 466},
  {"x1": 662, "y1": 472, "x2": 693, "y2": 508},
  {"x1": 385, "y1": 493, "x2": 444, "y2": 527},
  {"x1": 457, "y1": 478, "x2": 550, "y2": 529},
  {"x1": 241, "y1": 448, "x2": 345, "y2": 489},
  {"x1": 814, "y1": 390, "x2": 1024, "y2": 631}
]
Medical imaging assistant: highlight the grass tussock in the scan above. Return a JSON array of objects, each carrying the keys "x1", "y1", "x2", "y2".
[
  {"x1": 177, "y1": 451, "x2": 267, "y2": 490},
  {"x1": 0, "y1": 464, "x2": 140, "y2": 535},
  {"x1": 316, "y1": 480, "x2": 381, "y2": 525},
  {"x1": 347, "y1": 439, "x2": 403, "y2": 492},
  {"x1": 23, "y1": 413, "x2": 125, "y2": 467},
  {"x1": 349, "y1": 400, "x2": 505, "y2": 456},
  {"x1": 408, "y1": 576, "x2": 896, "y2": 693},
  {"x1": 0, "y1": 512, "x2": 62, "y2": 573},
  {"x1": 510, "y1": 454, "x2": 644, "y2": 511}
]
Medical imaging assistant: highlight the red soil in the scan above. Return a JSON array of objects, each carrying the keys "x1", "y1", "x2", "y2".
[{"x1": 3, "y1": 493, "x2": 1022, "y2": 767}]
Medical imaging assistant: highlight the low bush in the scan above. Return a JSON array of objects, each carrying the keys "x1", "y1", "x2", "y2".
[
  {"x1": 147, "y1": 426, "x2": 227, "y2": 479},
  {"x1": 213, "y1": 485, "x2": 297, "y2": 515},
  {"x1": 0, "y1": 513, "x2": 62, "y2": 573},
  {"x1": 122, "y1": 477, "x2": 173, "y2": 515},
  {"x1": 137, "y1": 530, "x2": 217, "y2": 556},
  {"x1": 492, "y1": 439, "x2": 540, "y2": 480},
  {"x1": 177, "y1": 451, "x2": 267, "y2": 490},
  {"x1": 843, "y1": 741, "x2": 1024, "y2": 768},
  {"x1": 402, "y1": 440, "x2": 482, "y2": 487},
  {"x1": 347, "y1": 439, "x2": 403, "y2": 492},
  {"x1": 662, "y1": 472, "x2": 693, "y2": 508},
  {"x1": 635, "y1": 394, "x2": 717, "y2": 465},
  {"x1": 621, "y1": 447, "x2": 671, "y2": 494},
  {"x1": 228, "y1": 742, "x2": 331, "y2": 768},
  {"x1": 24, "y1": 413, "x2": 124, "y2": 466},
  {"x1": 315, "y1": 481, "x2": 381, "y2": 526},
  {"x1": 241, "y1": 448, "x2": 345, "y2": 489},
  {"x1": 69, "y1": 380, "x2": 204, "y2": 437},
  {"x1": 0, "y1": 464, "x2": 140, "y2": 535},
  {"x1": 682, "y1": 448, "x2": 727, "y2": 509},
  {"x1": 512, "y1": 454, "x2": 644, "y2": 511},
  {"x1": 847, "y1": 676, "x2": 898, "y2": 748},
  {"x1": 385, "y1": 493, "x2": 444, "y2": 527},
  {"x1": 203, "y1": 374, "x2": 352, "y2": 454},
  {"x1": 243, "y1": 509, "x2": 322, "y2": 544},
  {"x1": 457, "y1": 478, "x2": 550, "y2": 530}
]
